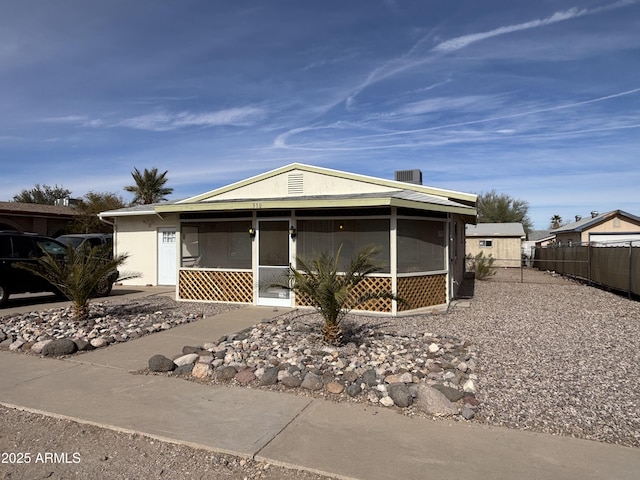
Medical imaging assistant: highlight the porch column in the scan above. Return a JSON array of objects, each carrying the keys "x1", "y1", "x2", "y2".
[
  {"x1": 251, "y1": 210, "x2": 258, "y2": 304},
  {"x1": 390, "y1": 207, "x2": 398, "y2": 315}
]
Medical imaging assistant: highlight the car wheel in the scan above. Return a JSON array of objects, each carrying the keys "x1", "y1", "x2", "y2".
[
  {"x1": 0, "y1": 282, "x2": 9, "y2": 307},
  {"x1": 94, "y1": 276, "x2": 113, "y2": 297}
]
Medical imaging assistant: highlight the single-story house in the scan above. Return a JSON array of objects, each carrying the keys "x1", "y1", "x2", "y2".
[
  {"x1": 465, "y1": 223, "x2": 525, "y2": 268},
  {"x1": 0, "y1": 202, "x2": 77, "y2": 236},
  {"x1": 99, "y1": 163, "x2": 477, "y2": 315},
  {"x1": 521, "y1": 230, "x2": 555, "y2": 265},
  {"x1": 550, "y1": 210, "x2": 640, "y2": 246}
]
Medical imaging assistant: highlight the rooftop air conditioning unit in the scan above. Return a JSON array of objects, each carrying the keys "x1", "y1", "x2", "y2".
[{"x1": 394, "y1": 169, "x2": 422, "y2": 185}]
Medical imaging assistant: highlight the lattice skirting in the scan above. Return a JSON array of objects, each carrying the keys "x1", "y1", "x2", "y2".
[
  {"x1": 179, "y1": 269, "x2": 253, "y2": 303},
  {"x1": 397, "y1": 274, "x2": 446, "y2": 311},
  {"x1": 295, "y1": 276, "x2": 393, "y2": 313}
]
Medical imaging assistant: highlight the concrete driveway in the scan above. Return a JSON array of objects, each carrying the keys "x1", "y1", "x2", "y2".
[{"x1": 0, "y1": 285, "x2": 175, "y2": 316}]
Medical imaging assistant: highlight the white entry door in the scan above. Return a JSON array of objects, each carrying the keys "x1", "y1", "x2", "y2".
[{"x1": 157, "y1": 227, "x2": 177, "y2": 285}]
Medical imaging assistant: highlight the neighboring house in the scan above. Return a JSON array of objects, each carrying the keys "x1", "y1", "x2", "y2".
[
  {"x1": 522, "y1": 230, "x2": 555, "y2": 265},
  {"x1": 530, "y1": 230, "x2": 556, "y2": 247},
  {"x1": 99, "y1": 163, "x2": 477, "y2": 314},
  {"x1": 465, "y1": 223, "x2": 526, "y2": 267},
  {"x1": 0, "y1": 202, "x2": 77, "y2": 236},
  {"x1": 550, "y1": 210, "x2": 640, "y2": 246}
]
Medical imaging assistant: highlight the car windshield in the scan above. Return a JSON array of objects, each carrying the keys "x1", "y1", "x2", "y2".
[
  {"x1": 36, "y1": 239, "x2": 67, "y2": 256},
  {"x1": 57, "y1": 236, "x2": 84, "y2": 249}
]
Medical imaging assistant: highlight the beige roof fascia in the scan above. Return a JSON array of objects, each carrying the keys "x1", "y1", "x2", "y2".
[{"x1": 156, "y1": 195, "x2": 476, "y2": 218}]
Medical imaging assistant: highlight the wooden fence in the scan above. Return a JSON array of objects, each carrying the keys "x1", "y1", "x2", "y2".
[{"x1": 533, "y1": 244, "x2": 640, "y2": 298}]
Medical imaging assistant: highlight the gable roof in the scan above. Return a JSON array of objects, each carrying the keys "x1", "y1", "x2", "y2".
[
  {"x1": 466, "y1": 222, "x2": 525, "y2": 237},
  {"x1": 151, "y1": 163, "x2": 477, "y2": 220},
  {"x1": 550, "y1": 210, "x2": 640, "y2": 234},
  {"x1": 99, "y1": 164, "x2": 477, "y2": 221},
  {"x1": 178, "y1": 163, "x2": 476, "y2": 205}
]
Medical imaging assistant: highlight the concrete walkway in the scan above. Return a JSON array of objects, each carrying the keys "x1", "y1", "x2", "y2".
[{"x1": 1, "y1": 293, "x2": 639, "y2": 479}]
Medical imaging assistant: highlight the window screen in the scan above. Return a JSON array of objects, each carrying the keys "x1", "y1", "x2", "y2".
[
  {"x1": 297, "y1": 219, "x2": 390, "y2": 273},
  {"x1": 397, "y1": 219, "x2": 445, "y2": 273},
  {"x1": 181, "y1": 221, "x2": 251, "y2": 269}
]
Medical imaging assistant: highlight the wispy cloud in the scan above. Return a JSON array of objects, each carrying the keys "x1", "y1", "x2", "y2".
[
  {"x1": 395, "y1": 95, "x2": 501, "y2": 116},
  {"x1": 275, "y1": 88, "x2": 640, "y2": 152},
  {"x1": 117, "y1": 106, "x2": 266, "y2": 131},
  {"x1": 345, "y1": 1, "x2": 637, "y2": 106},
  {"x1": 172, "y1": 107, "x2": 266, "y2": 128},
  {"x1": 42, "y1": 106, "x2": 267, "y2": 132},
  {"x1": 39, "y1": 115, "x2": 104, "y2": 128},
  {"x1": 432, "y1": 0, "x2": 637, "y2": 53}
]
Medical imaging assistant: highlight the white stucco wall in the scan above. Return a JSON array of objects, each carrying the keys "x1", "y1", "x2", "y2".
[{"x1": 113, "y1": 214, "x2": 178, "y2": 286}]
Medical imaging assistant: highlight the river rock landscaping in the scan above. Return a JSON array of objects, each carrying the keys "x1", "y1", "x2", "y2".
[
  {"x1": 146, "y1": 313, "x2": 480, "y2": 418},
  {"x1": 0, "y1": 298, "x2": 239, "y2": 355}
]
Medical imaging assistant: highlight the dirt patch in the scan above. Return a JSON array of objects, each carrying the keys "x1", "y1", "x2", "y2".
[{"x1": 0, "y1": 405, "x2": 331, "y2": 480}]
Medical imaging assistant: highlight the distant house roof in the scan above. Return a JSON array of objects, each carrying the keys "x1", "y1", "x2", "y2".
[
  {"x1": 527, "y1": 230, "x2": 554, "y2": 242},
  {"x1": 550, "y1": 210, "x2": 640, "y2": 234},
  {"x1": 0, "y1": 201, "x2": 76, "y2": 217},
  {"x1": 466, "y1": 222, "x2": 525, "y2": 238}
]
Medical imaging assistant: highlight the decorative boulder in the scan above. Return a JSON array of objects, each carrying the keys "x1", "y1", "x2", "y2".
[
  {"x1": 388, "y1": 383, "x2": 413, "y2": 408},
  {"x1": 173, "y1": 353, "x2": 199, "y2": 367},
  {"x1": 148, "y1": 354, "x2": 176, "y2": 372},
  {"x1": 415, "y1": 385, "x2": 458, "y2": 417},
  {"x1": 191, "y1": 363, "x2": 212, "y2": 379},
  {"x1": 41, "y1": 338, "x2": 78, "y2": 357}
]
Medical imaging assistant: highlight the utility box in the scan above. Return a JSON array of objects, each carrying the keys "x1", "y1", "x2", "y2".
[{"x1": 394, "y1": 169, "x2": 423, "y2": 185}]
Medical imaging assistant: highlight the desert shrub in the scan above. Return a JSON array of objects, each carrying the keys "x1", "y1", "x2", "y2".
[{"x1": 472, "y1": 251, "x2": 496, "y2": 280}]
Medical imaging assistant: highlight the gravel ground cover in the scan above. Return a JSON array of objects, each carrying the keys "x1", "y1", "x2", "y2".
[
  {"x1": 1, "y1": 267, "x2": 638, "y2": 480},
  {"x1": 0, "y1": 405, "x2": 330, "y2": 480},
  {"x1": 429, "y1": 269, "x2": 640, "y2": 447},
  {"x1": 159, "y1": 268, "x2": 639, "y2": 448}
]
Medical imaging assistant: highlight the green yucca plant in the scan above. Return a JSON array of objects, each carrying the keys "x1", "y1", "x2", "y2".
[
  {"x1": 283, "y1": 244, "x2": 398, "y2": 345},
  {"x1": 17, "y1": 244, "x2": 136, "y2": 320}
]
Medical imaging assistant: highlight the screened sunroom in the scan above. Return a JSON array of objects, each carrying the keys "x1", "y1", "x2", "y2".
[{"x1": 174, "y1": 205, "x2": 462, "y2": 315}]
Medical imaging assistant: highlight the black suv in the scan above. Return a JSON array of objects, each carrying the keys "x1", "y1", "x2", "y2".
[{"x1": 0, "y1": 231, "x2": 117, "y2": 307}]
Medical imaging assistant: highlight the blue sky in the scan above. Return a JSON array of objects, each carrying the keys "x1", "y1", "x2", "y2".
[{"x1": 1, "y1": 0, "x2": 639, "y2": 230}]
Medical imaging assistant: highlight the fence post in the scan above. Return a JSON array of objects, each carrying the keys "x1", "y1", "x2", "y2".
[
  {"x1": 629, "y1": 242, "x2": 633, "y2": 300},
  {"x1": 587, "y1": 242, "x2": 592, "y2": 286}
]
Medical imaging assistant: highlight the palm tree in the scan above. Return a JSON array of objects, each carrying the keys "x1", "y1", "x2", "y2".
[
  {"x1": 550, "y1": 214, "x2": 563, "y2": 229},
  {"x1": 124, "y1": 167, "x2": 173, "y2": 205},
  {"x1": 283, "y1": 244, "x2": 399, "y2": 345},
  {"x1": 18, "y1": 245, "x2": 136, "y2": 320}
]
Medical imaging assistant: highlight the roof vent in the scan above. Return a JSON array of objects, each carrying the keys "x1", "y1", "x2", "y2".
[
  {"x1": 394, "y1": 169, "x2": 422, "y2": 185},
  {"x1": 590, "y1": 211, "x2": 599, "y2": 218},
  {"x1": 287, "y1": 173, "x2": 304, "y2": 195},
  {"x1": 54, "y1": 197, "x2": 80, "y2": 207},
  {"x1": 575, "y1": 215, "x2": 582, "y2": 222}
]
